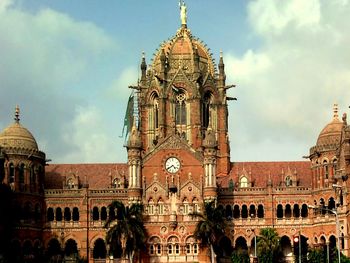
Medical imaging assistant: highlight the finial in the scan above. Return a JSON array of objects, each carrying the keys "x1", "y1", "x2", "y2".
[
  {"x1": 333, "y1": 103, "x2": 339, "y2": 120},
  {"x1": 14, "y1": 105, "x2": 20, "y2": 123},
  {"x1": 142, "y1": 51, "x2": 145, "y2": 59},
  {"x1": 220, "y1": 50, "x2": 223, "y2": 58},
  {"x1": 179, "y1": 0, "x2": 187, "y2": 27}
]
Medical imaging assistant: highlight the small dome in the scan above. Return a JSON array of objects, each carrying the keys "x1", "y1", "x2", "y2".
[
  {"x1": 0, "y1": 106, "x2": 38, "y2": 150},
  {"x1": 316, "y1": 104, "x2": 343, "y2": 146}
]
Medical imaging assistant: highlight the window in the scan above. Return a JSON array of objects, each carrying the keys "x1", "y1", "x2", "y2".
[
  {"x1": 101, "y1": 207, "x2": 107, "y2": 221},
  {"x1": 185, "y1": 237, "x2": 198, "y2": 255},
  {"x1": 19, "y1": 163, "x2": 25, "y2": 185},
  {"x1": 285, "y1": 176, "x2": 292, "y2": 186},
  {"x1": 93, "y1": 207, "x2": 99, "y2": 221},
  {"x1": 9, "y1": 163, "x2": 15, "y2": 183},
  {"x1": 158, "y1": 200, "x2": 164, "y2": 215},
  {"x1": 67, "y1": 179, "x2": 75, "y2": 189},
  {"x1": 148, "y1": 199, "x2": 154, "y2": 215},
  {"x1": 47, "y1": 208, "x2": 54, "y2": 222},
  {"x1": 167, "y1": 236, "x2": 180, "y2": 256},
  {"x1": 64, "y1": 207, "x2": 71, "y2": 221},
  {"x1": 72, "y1": 207, "x2": 79, "y2": 221},
  {"x1": 149, "y1": 237, "x2": 162, "y2": 256},
  {"x1": 240, "y1": 176, "x2": 248, "y2": 188},
  {"x1": 175, "y1": 93, "x2": 187, "y2": 125},
  {"x1": 56, "y1": 207, "x2": 62, "y2": 221}
]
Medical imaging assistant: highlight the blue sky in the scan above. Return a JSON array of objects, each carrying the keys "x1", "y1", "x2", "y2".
[{"x1": 1, "y1": 0, "x2": 350, "y2": 163}]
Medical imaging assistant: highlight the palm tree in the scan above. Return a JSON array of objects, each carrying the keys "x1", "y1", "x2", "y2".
[
  {"x1": 257, "y1": 228, "x2": 282, "y2": 263},
  {"x1": 190, "y1": 201, "x2": 226, "y2": 263},
  {"x1": 105, "y1": 201, "x2": 147, "y2": 263}
]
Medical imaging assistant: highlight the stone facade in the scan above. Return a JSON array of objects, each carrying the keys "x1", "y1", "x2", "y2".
[{"x1": 0, "y1": 8, "x2": 350, "y2": 263}]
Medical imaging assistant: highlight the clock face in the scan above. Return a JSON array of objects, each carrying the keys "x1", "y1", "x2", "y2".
[{"x1": 165, "y1": 157, "x2": 181, "y2": 173}]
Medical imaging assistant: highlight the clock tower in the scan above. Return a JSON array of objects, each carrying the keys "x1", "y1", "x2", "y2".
[{"x1": 126, "y1": 5, "x2": 233, "y2": 257}]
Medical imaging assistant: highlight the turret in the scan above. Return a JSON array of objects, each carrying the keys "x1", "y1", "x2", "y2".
[
  {"x1": 126, "y1": 121, "x2": 142, "y2": 203},
  {"x1": 202, "y1": 126, "x2": 218, "y2": 201}
]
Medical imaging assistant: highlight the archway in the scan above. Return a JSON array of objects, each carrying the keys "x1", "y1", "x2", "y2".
[
  {"x1": 46, "y1": 238, "x2": 62, "y2": 262},
  {"x1": 280, "y1": 236, "x2": 292, "y2": 262},
  {"x1": 64, "y1": 239, "x2": 78, "y2": 260},
  {"x1": 217, "y1": 236, "x2": 233, "y2": 258},
  {"x1": 93, "y1": 238, "x2": 106, "y2": 259}
]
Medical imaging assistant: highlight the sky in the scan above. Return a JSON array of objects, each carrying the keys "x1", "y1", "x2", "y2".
[{"x1": 0, "y1": 0, "x2": 350, "y2": 164}]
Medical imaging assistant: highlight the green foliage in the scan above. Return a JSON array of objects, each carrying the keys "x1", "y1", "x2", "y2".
[
  {"x1": 231, "y1": 250, "x2": 249, "y2": 263},
  {"x1": 257, "y1": 228, "x2": 282, "y2": 263},
  {"x1": 307, "y1": 247, "x2": 326, "y2": 263},
  {"x1": 190, "y1": 201, "x2": 226, "y2": 263},
  {"x1": 190, "y1": 201, "x2": 226, "y2": 247},
  {"x1": 105, "y1": 201, "x2": 147, "y2": 261}
]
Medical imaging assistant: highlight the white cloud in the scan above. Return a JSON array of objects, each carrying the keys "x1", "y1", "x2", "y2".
[
  {"x1": 60, "y1": 106, "x2": 113, "y2": 163},
  {"x1": 0, "y1": 2, "x2": 117, "y2": 162},
  {"x1": 107, "y1": 67, "x2": 139, "y2": 99},
  {"x1": 226, "y1": 0, "x2": 350, "y2": 161}
]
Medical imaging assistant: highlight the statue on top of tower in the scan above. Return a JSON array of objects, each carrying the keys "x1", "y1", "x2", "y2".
[{"x1": 179, "y1": 0, "x2": 187, "y2": 26}]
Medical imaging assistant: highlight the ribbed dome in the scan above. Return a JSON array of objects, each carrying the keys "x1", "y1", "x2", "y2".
[
  {"x1": 0, "y1": 106, "x2": 38, "y2": 150},
  {"x1": 152, "y1": 26, "x2": 215, "y2": 76},
  {"x1": 0, "y1": 122, "x2": 38, "y2": 150},
  {"x1": 316, "y1": 105, "x2": 343, "y2": 146}
]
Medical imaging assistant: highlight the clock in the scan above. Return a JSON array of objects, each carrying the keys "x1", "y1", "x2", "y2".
[{"x1": 165, "y1": 157, "x2": 181, "y2": 173}]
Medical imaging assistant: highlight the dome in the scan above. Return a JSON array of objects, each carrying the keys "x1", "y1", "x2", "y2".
[
  {"x1": 316, "y1": 105, "x2": 343, "y2": 146},
  {"x1": 0, "y1": 106, "x2": 38, "y2": 150},
  {"x1": 152, "y1": 26, "x2": 216, "y2": 77}
]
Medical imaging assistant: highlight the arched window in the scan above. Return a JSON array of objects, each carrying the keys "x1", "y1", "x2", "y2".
[
  {"x1": 241, "y1": 205, "x2": 248, "y2": 218},
  {"x1": 202, "y1": 92, "x2": 213, "y2": 129},
  {"x1": 328, "y1": 197, "x2": 336, "y2": 211},
  {"x1": 301, "y1": 204, "x2": 308, "y2": 218},
  {"x1": 93, "y1": 207, "x2": 99, "y2": 221},
  {"x1": 240, "y1": 177, "x2": 248, "y2": 188},
  {"x1": 93, "y1": 238, "x2": 106, "y2": 259},
  {"x1": 30, "y1": 165, "x2": 35, "y2": 185},
  {"x1": 249, "y1": 205, "x2": 256, "y2": 218},
  {"x1": 64, "y1": 207, "x2": 71, "y2": 221},
  {"x1": 323, "y1": 160, "x2": 329, "y2": 179},
  {"x1": 277, "y1": 204, "x2": 283, "y2": 219},
  {"x1": 185, "y1": 236, "x2": 199, "y2": 255},
  {"x1": 285, "y1": 176, "x2": 292, "y2": 187},
  {"x1": 257, "y1": 205, "x2": 264, "y2": 218},
  {"x1": 34, "y1": 203, "x2": 41, "y2": 222},
  {"x1": 109, "y1": 206, "x2": 115, "y2": 220},
  {"x1": 175, "y1": 92, "x2": 187, "y2": 126},
  {"x1": 293, "y1": 204, "x2": 300, "y2": 218},
  {"x1": 9, "y1": 163, "x2": 15, "y2": 183},
  {"x1": 167, "y1": 236, "x2": 180, "y2": 256},
  {"x1": 56, "y1": 207, "x2": 62, "y2": 221},
  {"x1": 64, "y1": 239, "x2": 78, "y2": 258},
  {"x1": 101, "y1": 207, "x2": 107, "y2": 221},
  {"x1": 233, "y1": 205, "x2": 240, "y2": 219},
  {"x1": 148, "y1": 199, "x2": 154, "y2": 215},
  {"x1": 183, "y1": 198, "x2": 189, "y2": 215},
  {"x1": 72, "y1": 207, "x2": 79, "y2": 221},
  {"x1": 285, "y1": 204, "x2": 291, "y2": 218},
  {"x1": 19, "y1": 163, "x2": 25, "y2": 185},
  {"x1": 158, "y1": 199, "x2": 164, "y2": 215},
  {"x1": 225, "y1": 205, "x2": 233, "y2": 219},
  {"x1": 47, "y1": 207, "x2": 54, "y2": 221},
  {"x1": 149, "y1": 236, "x2": 162, "y2": 256}
]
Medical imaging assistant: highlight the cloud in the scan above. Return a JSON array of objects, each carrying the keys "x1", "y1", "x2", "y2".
[
  {"x1": 0, "y1": 1, "x2": 117, "y2": 163},
  {"x1": 225, "y1": 0, "x2": 350, "y2": 161},
  {"x1": 60, "y1": 106, "x2": 113, "y2": 163}
]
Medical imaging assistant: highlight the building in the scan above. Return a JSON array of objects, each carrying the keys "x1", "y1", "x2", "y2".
[{"x1": 0, "y1": 3, "x2": 350, "y2": 263}]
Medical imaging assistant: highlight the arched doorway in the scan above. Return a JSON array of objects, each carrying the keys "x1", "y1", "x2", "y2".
[
  {"x1": 46, "y1": 238, "x2": 62, "y2": 262},
  {"x1": 217, "y1": 236, "x2": 233, "y2": 258},
  {"x1": 232, "y1": 237, "x2": 249, "y2": 262},
  {"x1": 64, "y1": 239, "x2": 78, "y2": 261},
  {"x1": 280, "y1": 236, "x2": 292, "y2": 262},
  {"x1": 93, "y1": 238, "x2": 106, "y2": 260}
]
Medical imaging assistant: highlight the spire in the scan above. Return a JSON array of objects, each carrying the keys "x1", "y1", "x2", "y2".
[
  {"x1": 333, "y1": 103, "x2": 339, "y2": 120},
  {"x1": 179, "y1": 0, "x2": 187, "y2": 27},
  {"x1": 14, "y1": 105, "x2": 20, "y2": 123},
  {"x1": 219, "y1": 50, "x2": 225, "y2": 74},
  {"x1": 140, "y1": 51, "x2": 147, "y2": 81}
]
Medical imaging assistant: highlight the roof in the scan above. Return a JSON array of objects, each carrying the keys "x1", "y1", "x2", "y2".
[
  {"x1": 218, "y1": 161, "x2": 312, "y2": 188},
  {"x1": 45, "y1": 163, "x2": 128, "y2": 189}
]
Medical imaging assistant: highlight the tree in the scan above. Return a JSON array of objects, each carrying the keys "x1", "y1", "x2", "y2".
[
  {"x1": 257, "y1": 228, "x2": 282, "y2": 263},
  {"x1": 231, "y1": 250, "x2": 249, "y2": 263},
  {"x1": 307, "y1": 247, "x2": 326, "y2": 263},
  {"x1": 105, "y1": 201, "x2": 147, "y2": 263},
  {"x1": 190, "y1": 201, "x2": 226, "y2": 263}
]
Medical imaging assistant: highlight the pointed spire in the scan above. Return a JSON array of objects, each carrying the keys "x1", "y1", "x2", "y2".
[
  {"x1": 333, "y1": 103, "x2": 339, "y2": 120},
  {"x1": 219, "y1": 50, "x2": 224, "y2": 74},
  {"x1": 140, "y1": 51, "x2": 147, "y2": 82},
  {"x1": 14, "y1": 105, "x2": 20, "y2": 123}
]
